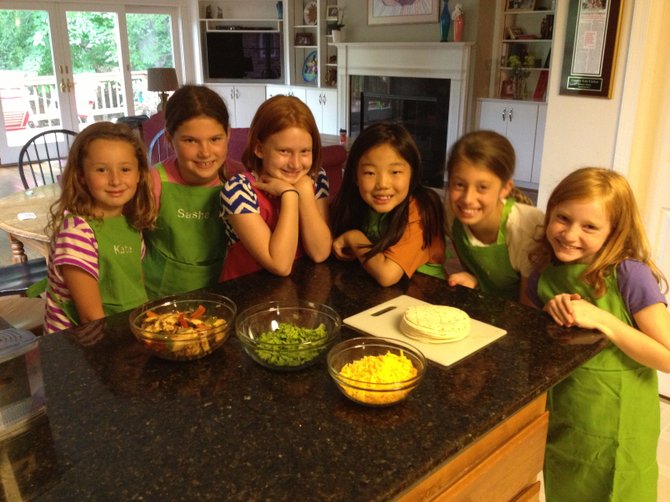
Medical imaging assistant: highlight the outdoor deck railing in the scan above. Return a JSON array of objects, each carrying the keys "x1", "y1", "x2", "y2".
[{"x1": 21, "y1": 71, "x2": 157, "y2": 128}]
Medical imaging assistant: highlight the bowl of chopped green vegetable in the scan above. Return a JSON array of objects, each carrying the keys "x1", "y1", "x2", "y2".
[
  {"x1": 327, "y1": 337, "x2": 426, "y2": 407},
  {"x1": 235, "y1": 300, "x2": 341, "y2": 371},
  {"x1": 129, "y1": 292, "x2": 237, "y2": 361}
]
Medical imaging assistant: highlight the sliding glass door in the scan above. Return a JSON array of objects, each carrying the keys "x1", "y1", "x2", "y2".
[{"x1": 0, "y1": 1, "x2": 178, "y2": 165}]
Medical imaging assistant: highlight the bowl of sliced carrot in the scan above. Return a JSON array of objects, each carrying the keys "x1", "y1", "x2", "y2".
[
  {"x1": 327, "y1": 337, "x2": 426, "y2": 406},
  {"x1": 129, "y1": 292, "x2": 236, "y2": 361}
]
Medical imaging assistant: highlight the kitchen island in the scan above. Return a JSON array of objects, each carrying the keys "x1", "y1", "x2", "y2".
[{"x1": 0, "y1": 259, "x2": 607, "y2": 501}]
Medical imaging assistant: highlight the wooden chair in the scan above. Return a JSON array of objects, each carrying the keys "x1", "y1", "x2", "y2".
[
  {"x1": 18, "y1": 129, "x2": 77, "y2": 189},
  {"x1": 148, "y1": 129, "x2": 173, "y2": 165}
]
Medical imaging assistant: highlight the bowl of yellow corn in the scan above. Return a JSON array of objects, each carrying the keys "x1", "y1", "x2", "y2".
[{"x1": 327, "y1": 337, "x2": 426, "y2": 407}]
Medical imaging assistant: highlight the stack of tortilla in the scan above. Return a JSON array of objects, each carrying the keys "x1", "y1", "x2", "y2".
[{"x1": 399, "y1": 305, "x2": 471, "y2": 343}]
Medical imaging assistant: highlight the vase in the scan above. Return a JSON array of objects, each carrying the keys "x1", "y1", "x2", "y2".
[
  {"x1": 512, "y1": 77, "x2": 527, "y2": 100},
  {"x1": 454, "y1": 15, "x2": 464, "y2": 42},
  {"x1": 440, "y1": 1, "x2": 451, "y2": 42},
  {"x1": 332, "y1": 29, "x2": 343, "y2": 43}
]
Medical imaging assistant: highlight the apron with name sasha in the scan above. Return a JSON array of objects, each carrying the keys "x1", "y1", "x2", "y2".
[
  {"x1": 55, "y1": 215, "x2": 147, "y2": 324},
  {"x1": 452, "y1": 198, "x2": 518, "y2": 299},
  {"x1": 538, "y1": 263, "x2": 659, "y2": 502},
  {"x1": 144, "y1": 164, "x2": 226, "y2": 298}
]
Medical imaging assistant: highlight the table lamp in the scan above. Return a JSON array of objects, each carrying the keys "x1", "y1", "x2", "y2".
[{"x1": 147, "y1": 67, "x2": 178, "y2": 112}]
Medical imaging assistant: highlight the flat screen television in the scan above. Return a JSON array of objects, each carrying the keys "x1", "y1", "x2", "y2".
[{"x1": 204, "y1": 31, "x2": 283, "y2": 82}]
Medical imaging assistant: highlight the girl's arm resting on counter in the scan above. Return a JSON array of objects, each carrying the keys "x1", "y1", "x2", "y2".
[
  {"x1": 332, "y1": 230, "x2": 404, "y2": 287},
  {"x1": 295, "y1": 174, "x2": 332, "y2": 262},
  {"x1": 228, "y1": 192, "x2": 300, "y2": 277},
  {"x1": 447, "y1": 271, "x2": 478, "y2": 289},
  {"x1": 61, "y1": 264, "x2": 105, "y2": 323},
  {"x1": 545, "y1": 294, "x2": 670, "y2": 372}
]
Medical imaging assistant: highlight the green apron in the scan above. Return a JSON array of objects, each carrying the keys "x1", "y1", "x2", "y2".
[
  {"x1": 143, "y1": 164, "x2": 226, "y2": 298},
  {"x1": 364, "y1": 208, "x2": 446, "y2": 280},
  {"x1": 452, "y1": 198, "x2": 518, "y2": 299},
  {"x1": 54, "y1": 215, "x2": 148, "y2": 324},
  {"x1": 538, "y1": 264, "x2": 659, "y2": 502}
]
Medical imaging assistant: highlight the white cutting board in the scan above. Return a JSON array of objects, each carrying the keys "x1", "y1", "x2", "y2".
[{"x1": 343, "y1": 295, "x2": 507, "y2": 367}]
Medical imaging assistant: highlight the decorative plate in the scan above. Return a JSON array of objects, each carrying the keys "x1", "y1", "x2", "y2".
[
  {"x1": 302, "y1": 51, "x2": 318, "y2": 83},
  {"x1": 303, "y1": 1, "x2": 317, "y2": 25}
]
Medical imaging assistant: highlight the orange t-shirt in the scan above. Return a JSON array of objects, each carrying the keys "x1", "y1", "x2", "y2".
[{"x1": 382, "y1": 198, "x2": 445, "y2": 278}]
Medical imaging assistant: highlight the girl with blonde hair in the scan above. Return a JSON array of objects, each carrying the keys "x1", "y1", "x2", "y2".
[
  {"x1": 530, "y1": 167, "x2": 670, "y2": 501},
  {"x1": 44, "y1": 122, "x2": 156, "y2": 334}
]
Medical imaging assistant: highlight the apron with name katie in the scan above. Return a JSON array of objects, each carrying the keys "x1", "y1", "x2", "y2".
[
  {"x1": 55, "y1": 216, "x2": 147, "y2": 324},
  {"x1": 452, "y1": 198, "x2": 518, "y2": 299},
  {"x1": 538, "y1": 263, "x2": 659, "y2": 502},
  {"x1": 144, "y1": 164, "x2": 225, "y2": 298}
]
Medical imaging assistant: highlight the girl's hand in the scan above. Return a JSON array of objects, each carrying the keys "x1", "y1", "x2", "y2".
[
  {"x1": 255, "y1": 174, "x2": 294, "y2": 197},
  {"x1": 332, "y1": 232, "x2": 357, "y2": 260},
  {"x1": 543, "y1": 293, "x2": 583, "y2": 326},
  {"x1": 447, "y1": 271, "x2": 478, "y2": 289},
  {"x1": 293, "y1": 172, "x2": 315, "y2": 198}
]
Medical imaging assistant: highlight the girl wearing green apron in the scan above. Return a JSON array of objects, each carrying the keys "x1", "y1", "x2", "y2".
[
  {"x1": 531, "y1": 167, "x2": 670, "y2": 501},
  {"x1": 445, "y1": 130, "x2": 544, "y2": 304},
  {"x1": 44, "y1": 122, "x2": 157, "y2": 334},
  {"x1": 142, "y1": 85, "x2": 232, "y2": 298}
]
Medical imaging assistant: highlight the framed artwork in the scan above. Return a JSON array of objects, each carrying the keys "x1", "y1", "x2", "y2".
[
  {"x1": 560, "y1": 0, "x2": 622, "y2": 98},
  {"x1": 294, "y1": 32, "x2": 314, "y2": 46},
  {"x1": 368, "y1": 0, "x2": 440, "y2": 26},
  {"x1": 507, "y1": 0, "x2": 536, "y2": 11},
  {"x1": 326, "y1": 6, "x2": 339, "y2": 22}
]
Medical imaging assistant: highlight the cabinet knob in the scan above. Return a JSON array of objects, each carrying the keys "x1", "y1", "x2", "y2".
[
  {"x1": 508, "y1": 108, "x2": 513, "y2": 122},
  {"x1": 501, "y1": 108, "x2": 507, "y2": 122}
]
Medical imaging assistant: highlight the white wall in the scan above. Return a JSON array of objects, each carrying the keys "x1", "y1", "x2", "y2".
[{"x1": 536, "y1": 0, "x2": 633, "y2": 209}]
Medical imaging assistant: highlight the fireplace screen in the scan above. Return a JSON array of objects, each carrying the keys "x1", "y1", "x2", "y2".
[{"x1": 350, "y1": 76, "x2": 450, "y2": 187}]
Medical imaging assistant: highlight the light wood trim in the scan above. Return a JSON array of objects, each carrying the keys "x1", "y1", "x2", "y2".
[
  {"x1": 511, "y1": 481, "x2": 542, "y2": 502},
  {"x1": 434, "y1": 411, "x2": 548, "y2": 501},
  {"x1": 397, "y1": 393, "x2": 547, "y2": 502}
]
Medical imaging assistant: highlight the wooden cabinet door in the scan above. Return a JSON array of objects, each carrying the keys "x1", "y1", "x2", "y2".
[
  {"x1": 266, "y1": 85, "x2": 306, "y2": 102},
  {"x1": 233, "y1": 85, "x2": 265, "y2": 128},
  {"x1": 505, "y1": 102, "x2": 539, "y2": 185},
  {"x1": 306, "y1": 88, "x2": 338, "y2": 135},
  {"x1": 209, "y1": 84, "x2": 236, "y2": 120},
  {"x1": 478, "y1": 99, "x2": 539, "y2": 186},
  {"x1": 319, "y1": 88, "x2": 338, "y2": 135},
  {"x1": 478, "y1": 100, "x2": 510, "y2": 138}
]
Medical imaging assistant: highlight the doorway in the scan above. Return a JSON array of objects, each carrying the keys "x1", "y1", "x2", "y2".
[{"x1": 0, "y1": 2, "x2": 179, "y2": 165}]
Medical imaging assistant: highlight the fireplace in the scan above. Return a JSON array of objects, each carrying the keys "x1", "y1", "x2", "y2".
[
  {"x1": 350, "y1": 76, "x2": 450, "y2": 187},
  {"x1": 336, "y1": 42, "x2": 474, "y2": 187}
]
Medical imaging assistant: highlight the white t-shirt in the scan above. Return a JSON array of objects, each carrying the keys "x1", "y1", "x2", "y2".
[{"x1": 444, "y1": 199, "x2": 545, "y2": 277}]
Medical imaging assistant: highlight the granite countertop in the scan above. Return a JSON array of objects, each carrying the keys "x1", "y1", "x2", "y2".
[{"x1": 1, "y1": 259, "x2": 608, "y2": 501}]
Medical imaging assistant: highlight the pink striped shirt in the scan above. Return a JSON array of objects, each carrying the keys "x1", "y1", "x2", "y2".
[{"x1": 43, "y1": 215, "x2": 99, "y2": 334}]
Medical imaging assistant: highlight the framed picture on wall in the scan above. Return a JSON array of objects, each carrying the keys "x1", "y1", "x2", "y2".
[
  {"x1": 326, "y1": 6, "x2": 339, "y2": 22},
  {"x1": 368, "y1": 0, "x2": 440, "y2": 26},
  {"x1": 560, "y1": 0, "x2": 623, "y2": 98}
]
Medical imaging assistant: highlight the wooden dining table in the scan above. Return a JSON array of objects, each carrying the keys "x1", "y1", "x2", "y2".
[{"x1": 0, "y1": 183, "x2": 59, "y2": 263}]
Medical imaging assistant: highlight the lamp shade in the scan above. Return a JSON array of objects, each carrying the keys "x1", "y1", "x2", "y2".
[{"x1": 147, "y1": 67, "x2": 178, "y2": 92}]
